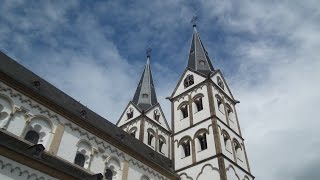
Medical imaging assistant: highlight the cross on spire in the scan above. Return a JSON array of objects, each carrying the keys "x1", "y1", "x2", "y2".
[
  {"x1": 146, "y1": 47, "x2": 152, "y2": 58},
  {"x1": 191, "y1": 16, "x2": 198, "y2": 27}
]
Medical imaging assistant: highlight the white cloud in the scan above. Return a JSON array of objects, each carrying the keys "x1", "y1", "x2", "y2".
[{"x1": 0, "y1": 1, "x2": 319, "y2": 180}]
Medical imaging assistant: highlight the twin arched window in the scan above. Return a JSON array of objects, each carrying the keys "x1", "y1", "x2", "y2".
[
  {"x1": 23, "y1": 117, "x2": 53, "y2": 148},
  {"x1": 184, "y1": 75, "x2": 194, "y2": 88},
  {"x1": 154, "y1": 109, "x2": 160, "y2": 121},
  {"x1": 217, "y1": 76, "x2": 224, "y2": 90},
  {"x1": 126, "y1": 108, "x2": 133, "y2": 120},
  {"x1": 147, "y1": 129, "x2": 155, "y2": 147},
  {"x1": 74, "y1": 141, "x2": 92, "y2": 168}
]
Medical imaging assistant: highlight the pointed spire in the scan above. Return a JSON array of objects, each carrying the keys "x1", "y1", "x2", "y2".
[
  {"x1": 187, "y1": 18, "x2": 214, "y2": 75},
  {"x1": 132, "y1": 49, "x2": 158, "y2": 111}
]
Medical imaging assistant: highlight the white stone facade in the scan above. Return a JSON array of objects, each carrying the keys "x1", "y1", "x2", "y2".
[{"x1": 0, "y1": 81, "x2": 169, "y2": 180}]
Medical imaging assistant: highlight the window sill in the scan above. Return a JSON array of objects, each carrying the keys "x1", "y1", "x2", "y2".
[
  {"x1": 180, "y1": 117, "x2": 188, "y2": 121},
  {"x1": 181, "y1": 155, "x2": 191, "y2": 159},
  {"x1": 197, "y1": 148, "x2": 207, "y2": 153}
]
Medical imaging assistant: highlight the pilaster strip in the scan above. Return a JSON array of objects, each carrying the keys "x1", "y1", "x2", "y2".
[
  {"x1": 222, "y1": 97, "x2": 230, "y2": 126},
  {"x1": 233, "y1": 105, "x2": 242, "y2": 137},
  {"x1": 188, "y1": 94, "x2": 193, "y2": 126},
  {"x1": 191, "y1": 139, "x2": 196, "y2": 164},
  {"x1": 49, "y1": 123, "x2": 65, "y2": 155},
  {"x1": 208, "y1": 83, "x2": 227, "y2": 180},
  {"x1": 139, "y1": 118, "x2": 145, "y2": 142},
  {"x1": 121, "y1": 160, "x2": 129, "y2": 180}
]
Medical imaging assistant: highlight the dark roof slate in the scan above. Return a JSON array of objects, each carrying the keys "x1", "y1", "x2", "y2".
[
  {"x1": 187, "y1": 26, "x2": 214, "y2": 75},
  {"x1": 132, "y1": 57, "x2": 158, "y2": 111}
]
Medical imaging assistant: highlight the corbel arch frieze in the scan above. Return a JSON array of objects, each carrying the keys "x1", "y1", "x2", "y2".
[
  {"x1": 0, "y1": 159, "x2": 53, "y2": 180},
  {"x1": 0, "y1": 84, "x2": 61, "y2": 124},
  {"x1": 196, "y1": 164, "x2": 220, "y2": 180},
  {"x1": 64, "y1": 122, "x2": 165, "y2": 180},
  {"x1": 226, "y1": 164, "x2": 241, "y2": 180}
]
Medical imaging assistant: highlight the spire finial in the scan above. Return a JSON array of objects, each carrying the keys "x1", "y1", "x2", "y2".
[
  {"x1": 191, "y1": 16, "x2": 198, "y2": 27},
  {"x1": 146, "y1": 47, "x2": 152, "y2": 58}
]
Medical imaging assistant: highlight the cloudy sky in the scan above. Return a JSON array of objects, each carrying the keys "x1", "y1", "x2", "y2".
[{"x1": 1, "y1": 0, "x2": 320, "y2": 179}]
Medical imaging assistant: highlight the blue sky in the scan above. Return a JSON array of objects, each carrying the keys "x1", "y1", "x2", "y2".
[{"x1": 1, "y1": 0, "x2": 320, "y2": 179}]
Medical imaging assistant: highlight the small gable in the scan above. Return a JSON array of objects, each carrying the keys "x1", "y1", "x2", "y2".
[
  {"x1": 145, "y1": 105, "x2": 171, "y2": 131},
  {"x1": 116, "y1": 102, "x2": 141, "y2": 127},
  {"x1": 211, "y1": 71, "x2": 234, "y2": 100},
  {"x1": 171, "y1": 69, "x2": 206, "y2": 98}
]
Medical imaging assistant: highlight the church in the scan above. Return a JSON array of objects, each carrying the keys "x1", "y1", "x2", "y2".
[{"x1": 0, "y1": 23, "x2": 254, "y2": 180}]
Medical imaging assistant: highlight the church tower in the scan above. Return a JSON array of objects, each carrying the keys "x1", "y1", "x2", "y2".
[
  {"x1": 117, "y1": 51, "x2": 171, "y2": 159},
  {"x1": 169, "y1": 23, "x2": 254, "y2": 180}
]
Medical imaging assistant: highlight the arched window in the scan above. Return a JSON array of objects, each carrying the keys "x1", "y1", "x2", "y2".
[
  {"x1": 105, "y1": 169, "x2": 113, "y2": 180},
  {"x1": 154, "y1": 109, "x2": 160, "y2": 121},
  {"x1": 75, "y1": 141, "x2": 92, "y2": 169},
  {"x1": 158, "y1": 136, "x2": 166, "y2": 153},
  {"x1": 181, "y1": 140, "x2": 191, "y2": 157},
  {"x1": 197, "y1": 133, "x2": 207, "y2": 151},
  {"x1": 217, "y1": 76, "x2": 224, "y2": 89},
  {"x1": 147, "y1": 132, "x2": 154, "y2": 146},
  {"x1": 222, "y1": 131, "x2": 232, "y2": 153},
  {"x1": 159, "y1": 139, "x2": 164, "y2": 153},
  {"x1": 180, "y1": 104, "x2": 188, "y2": 119},
  {"x1": 194, "y1": 97, "x2": 203, "y2": 112},
  {"x1": 234, "y1": 140, "x2": 243, "y2": 161},
  {"x1": 126, "y1": 108, "x2": 133, "y2": 119},
  {"x1": 184, "y1": 75, "x2": 194, "y2": 88},
  {"x1": 24, "y1": 130, "x2": 40, "y2": 144},
  {"x1": 128, "y1": 127, "x2": 137, "y2": 138},
  {"x1": 74, "y1": 153, "x2": 86, "y2": 167},
  {"x1": 216, "y1": 95, "x2": 224, "y2": 113},
  {"x1": 130, "y1": 130, "x2": 136, "y2": 137},
  {"x1": 226, "y1": 104, "x2": 234, "y2": 122}
]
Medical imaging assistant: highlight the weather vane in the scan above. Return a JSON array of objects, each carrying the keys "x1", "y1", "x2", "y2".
[
  {"x1": 146, "y1": 47, "x2": 152, "y2": 57},
  {"x1": 191, "y1": 16, "x2": 198, "y2": 27}
]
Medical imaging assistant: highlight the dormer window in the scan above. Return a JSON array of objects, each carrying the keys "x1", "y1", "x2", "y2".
[
  {"x1": 142, "y1": 93, "x2": 148, "y2": 98},
  {"x1": 154, "y1": 109, "x2": 160, "y2": 121},
  {"x1": 126, "y1": 108, "x2": 133, "y2": 119},
  {"x1": 199, "y1": 60, "x2": 206, "y2": 66},
  {"x1": 217, "y1": 76, "x2": 224, "y2": 90},
  {"x1": 184, "y1": 75, "x2": 194, "y2": 88}
]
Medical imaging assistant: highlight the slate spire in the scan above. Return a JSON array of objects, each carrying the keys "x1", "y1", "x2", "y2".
[
  {"x1": 187, "y1": 23, "x2": 214, "y2": 75},
  {"x1": 132, "y1": 50, "x2": 158, "y2": 111}
]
